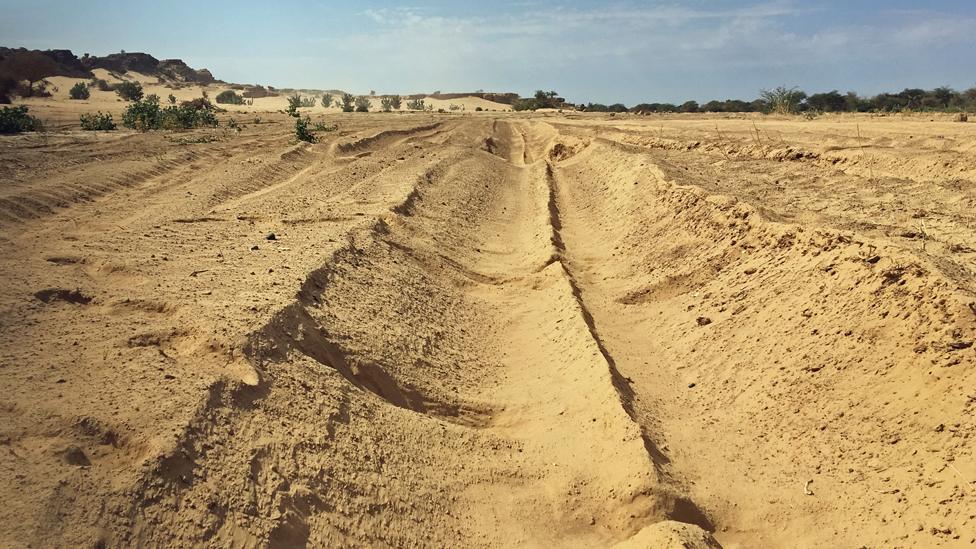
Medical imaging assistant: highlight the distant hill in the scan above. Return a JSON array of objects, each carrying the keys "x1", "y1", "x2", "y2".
[{"x1": 0, "y1": 47, "x2": 217, "y2": 84}]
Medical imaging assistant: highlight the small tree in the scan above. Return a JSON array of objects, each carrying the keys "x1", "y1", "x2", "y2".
[
  {"x1": 286, "y1": 93, "x2": 302, "y2": 117},
  {"x1": 295, "y1": 116, "x2": 315, "y2": 142},
  {"x1": 759, "y1": 86, "x2": 806, "y2": 114},
  {"x1": 406, "y1": 98, "x2": 426, "y2": 111},
  {"x1": 341, "y1": 93, "x2": 355, "y2": 112},
  {"x1": 381, "y1": 97, "x2": 393, "y2": 112},
  {"x1": 321, "y1": 93, "x2": 333, "y2": 108},
  {"x1": 69, "y1": 82, "x2": 90, "y2": 100},
  {"x1": 390, "y1": 95, "x2": 402, "y2": 109},
  {"x1": 355, "y1": 96, "x2": 371, "y2": 112},
  {"x1": 114, "y1": 81, "x2": 144, "y2": 102}
]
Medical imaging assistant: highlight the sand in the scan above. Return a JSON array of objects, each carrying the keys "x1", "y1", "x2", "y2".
[{"x1": 0, "y1": 103, "x2": 974, "y2": 548}]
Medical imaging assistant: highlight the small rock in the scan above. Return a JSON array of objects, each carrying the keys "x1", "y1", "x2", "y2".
[
  {"x1": 266, "y1": 233, "x2": 277, "y2": 241},
  {"x1": 696, "y1": 317, "x2": 712, "y2": 326},
  {"x1": 250, "y1": 245, "x2": 259, "y2": 251},
  {"x1": 62, "y1": 446, "x2": 91, "y2": 466},
  {"x1": 743, "y1": 267, "x2": 757, "y2": 275},
  {"x1": 688, "y1": 382, "x2": 697, "y2": 388}
]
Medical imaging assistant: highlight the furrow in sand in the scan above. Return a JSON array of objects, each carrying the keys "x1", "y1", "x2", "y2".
[{"x1": 110, "y1": 121, "x2": 718, "y2": 547}]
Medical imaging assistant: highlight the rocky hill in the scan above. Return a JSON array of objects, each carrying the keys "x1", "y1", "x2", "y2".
[{"x1": 0, "y1": 47, "x2": 217, "y2": 83}]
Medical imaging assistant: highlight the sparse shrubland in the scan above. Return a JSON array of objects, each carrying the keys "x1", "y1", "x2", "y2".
[{"x1": 79, "y1": 111, "x2": 116, "y2": 130}]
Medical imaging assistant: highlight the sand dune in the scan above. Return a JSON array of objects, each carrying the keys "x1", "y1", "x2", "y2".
[{"x1": 0, "y1": 108, "x2": 974, "y2": 547}]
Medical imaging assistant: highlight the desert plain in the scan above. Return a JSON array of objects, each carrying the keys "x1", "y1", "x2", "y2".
[{"x1": 1, "y1": 84, "x2": 975, "y2": 548}]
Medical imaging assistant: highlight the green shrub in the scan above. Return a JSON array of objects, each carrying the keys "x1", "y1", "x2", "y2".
[
  {"x1": 286, "y1": 93, "x2": 302, "y2": 117},
  {"x1": 406, "y1": 98, "x2": 426, "y2": 110},
  {"x1": 381, "y1": 97, "x2": 393, "y2": 112},
  {"x1": 79, "y1": 111, "x2": 116, "y2": 130},
  {"x1": 295, "y1": 116, "x2": 315, "y2": 142},
  {"x1": 0, "y1": 105, "x2": 42, "y2": 133},
  {"x1": 168, "y1": 94, "x2": 177, "y2": 105},
  {"x1": 341, "y1": 93, "x2": 354, "y2": 112},
  {"x1": 69, "y1": 82, "x2": 90, "y2": 100},
  {"x1": 313, "y1": 121, "x2": 337, "y2": 132},
  {"x1": 300, "y1": 96, "x2": 316, "y2": 108},
  {"x1": 114, "y1": 81, "x2": 144, "y2": 102},
  {"x1": 355, "y1": 96, "x2": 371, "y2": 112},
  {"x1": 90, "y1": 78, "x2": 111, "y2": 92},
  {"x1": 321, "y1": 93, "x2": 333, "y2": 108},
  {"x1": 122, "y1": 95, "x2": 219, "y2": 131},
  {"x1": 215, "y1": 90, "x2": 244, "y2": 104},
  {"x1": 389, "y1": 95, "x2": 402, "y2": 109}
]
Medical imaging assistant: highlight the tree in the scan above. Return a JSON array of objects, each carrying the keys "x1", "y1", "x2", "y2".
[
  {"x1": 69, "y1": 82, "x2": 90, "y2": 100},
  {"x1": 759, "y1": 86, "x2": 806, "y2": 114},
  {"x1": 286, "y1": 93, "x2": 302, "y2": 116},
  {"x1": 389, "y1": 94, "x2": 402, "y2": 109},
  {"x1": 807, "y1": 90, "x2": 847, "y2": 112},
  {"x1": 380, "y1": 97, "x2": 393, "y2": 112},
  {"x1": 341, "y1": 93, "x2": 355, "y2": 112},
  {"x1": 679, "y1": 100, "x2": 699, "y2": 113},
  {"x1": 0, "y1": 51, "x2": 58, "y2": 97},
  {"x1": 355, "y1": 96, "x2": 371, "y2": 112},
  {"x1": 321, "y1": 93, "x2": 333, "y2": 108}
]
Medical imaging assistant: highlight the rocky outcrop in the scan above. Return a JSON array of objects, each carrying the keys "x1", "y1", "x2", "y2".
[{"x1": 0, "y1": 47, "x2": 219, "y2": 83}]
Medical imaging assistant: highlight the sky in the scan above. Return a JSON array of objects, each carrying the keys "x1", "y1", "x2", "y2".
[{"x1": 2, "y1": 0, "x2": 975, "y2": 105}]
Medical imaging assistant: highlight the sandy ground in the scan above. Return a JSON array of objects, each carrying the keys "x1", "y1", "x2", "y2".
[{"x1": 0, "y1": 106, "x2": 974, "y2": 548}]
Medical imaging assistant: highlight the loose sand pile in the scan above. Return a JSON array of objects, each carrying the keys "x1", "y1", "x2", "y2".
[{"x1": 0, "y1": 105, "x2": 973, "y2": 547}]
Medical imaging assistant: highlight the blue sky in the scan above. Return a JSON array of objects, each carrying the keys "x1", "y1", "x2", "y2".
[{"x1": 2, "y1": 0, "x2": 974, "y2": 104}]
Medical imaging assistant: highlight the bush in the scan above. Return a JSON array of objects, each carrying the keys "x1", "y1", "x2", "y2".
[
  {"x1": 381, "y1": 97, "x2": 393, "y2": 112},
  {"x1": 354, "y1": 96, "x2": 371, "y2": 112},
  {"x1": 300, "y1": 96, "x2": 316, "y2": 108},
  {"x1": 0, "y1": 105, "x2": 42, "y2": 133},
  {"x1": 79, "y1": 111, "x2": 116, "y2": 130},
  {"x1": 69, "y1": 82, "x2": 90, "y2": 100},
  {"x1": 406, "y1": 98, "x2": 426, "y2": 111},
  {"x1": 216, "y1": 90, "x2": 244, "y2": 104},
  {"x1": 313, "y1": 121, "x2": 338, "y2": 132},
  {"x1": 390, "y1": 95, "x2": 402, "y2": 109},
  {"x1": 286, "y1": 93, "x2": 302, "y2": 116},
  {"x1": 475, "y1": 106, "x2": 483, "y2": 112},
  {"x1": 114, "y1": 81, "x2": 144, "y2": 102},
  {"x1": 295, "y1": 116, "x2": 315, "y2": 142},
  {"x1": 122, "y1": 95, "x2": 219, "y2": 131},
  {"x1": 321, "y1": 93, "x2": 333, "y2": 108},
  {"x1": 759, "y1": 86, "x2": 806, "y2": 114},
  {"x1": 91, "y1": 78, "x2": 112, "y2": 92},
  {"x1": 341, "y1": 93, "x2": 354, "y2": 112},
  {"x1": 168, "y1": 94, "x2": 177, "y2": 105}
]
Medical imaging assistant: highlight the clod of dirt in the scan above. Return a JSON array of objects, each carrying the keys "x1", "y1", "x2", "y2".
[
  {"x1": 696, "y1": 317, "x2": 712, "y2": 326},
  {"x1": 33, "y1": 288, "x2": 92, "y2": 305},
  {"x1": 61, "y1": 446, "x2": 91, "y2": 466}
]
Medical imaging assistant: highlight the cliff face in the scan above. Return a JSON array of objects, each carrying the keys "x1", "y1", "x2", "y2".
[{"x1": 0, "y1": 47, "x2": 218, "y2": 83}]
